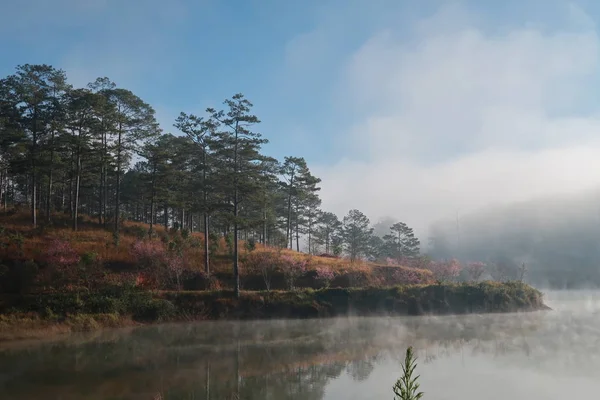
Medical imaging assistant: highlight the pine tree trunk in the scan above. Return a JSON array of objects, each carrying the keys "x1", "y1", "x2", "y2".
[
  {"x1": 202, "y1": 148, "x2": 211, "y2": 274},
  {"x1": 73, "y1": 143, "x2": 81, "y2": 231},
  {"x1": 204, "y1": 212, "x2": 210, "y2": 275},
  {"x1": 149, "y1": 162, "x2": 156, "y2": 236},
  {"x1": 164, "y1": 204, "x2": 169, "y2": 229},
  {"x1": 114, "y1": 122, "x2": 122, "y2": 233},
  {"x1": 233, "y1": 122, "x2": 240, "y2": 297},
  {"x1": 46, "y1": 129, "x2": 55, "y2": 222},
  {"x1": 31, "y1": 107, "x2": 38, "y2": 228}
]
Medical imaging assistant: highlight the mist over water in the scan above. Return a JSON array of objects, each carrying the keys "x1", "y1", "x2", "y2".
[{"x1": 1, "y1": 290, "x2": 599, "y2": 399}]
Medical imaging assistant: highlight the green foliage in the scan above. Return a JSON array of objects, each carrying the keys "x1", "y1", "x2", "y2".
[
  {"x1": 342, "y1": 209, "x2": 373, "y2": 261},
  {"x1": 393, "y1": 347, "x2": 424, "y2": 400},
  {"x1": 112, "y1": 231, "x2": 120, "y2": 247},
  {"x1": 132, "y1": 298, "x2": 176, "y2": 322},
  {"x1": 10, "y1": 232, "x2": 24, "y2": 254},
  {"x1": 15, "y1": 285, "x2": 177, "y2": 322},
  {"x1": 225, "y1": 232, "x2": 234, "y2": 255},
  {"x1": 208, "y1": 232, "x2": 220, "y2": 254},
  {"x1": 80, "y1": 251, "x2": 98, "y2": 266},
  {"x1": 245, "y1": 237, "x2": 256, "y2": 252},
  {"x1": 383, "y1": 222, "x2": 421, "y2": 261}
]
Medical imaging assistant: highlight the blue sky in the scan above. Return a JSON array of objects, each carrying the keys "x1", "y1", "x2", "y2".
[{"x1": 4, "y1": 0, "x2": 600, "y2": 236}]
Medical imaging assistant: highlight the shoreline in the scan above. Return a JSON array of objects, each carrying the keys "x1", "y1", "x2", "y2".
[{"x1": 0, "y1": 281, "x2": 548, "y2": 344}]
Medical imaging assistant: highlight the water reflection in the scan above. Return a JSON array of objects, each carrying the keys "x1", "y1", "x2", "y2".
[{"x1": 1, "y1": 291, "x2": 600, "y2": 399}]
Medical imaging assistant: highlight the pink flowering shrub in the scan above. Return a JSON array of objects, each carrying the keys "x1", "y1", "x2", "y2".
[
  {"x1": 385, "y1": 257, "x2": 397, "y2": 266},
  {"x1": 466, "y1": 261, "x2": 486, "y2": 281},
  {"x1": 46, "y1": 239, "x2": 80, "y2": 268},
  {"x1": 392, "y1": 267, "x2": 429, "y2": 285},
  {"x1": 315, "y1": 265, "x2": 336, "y2": 288},
  {"x1": 280, "y1": 255, "x2": 308, "y2": 290},
  {"x1": 427, "y1": 259, "x2": 462, "y2": 282},
  {"x1": 242, "y1": 251, "x2": 281, "y2": 291},
  {"x1": 167, "y1": 255, "x2": 186, "y2": 290},
  {"x1": 131, "y1": 240, "x2": 167, "y2": 269}
]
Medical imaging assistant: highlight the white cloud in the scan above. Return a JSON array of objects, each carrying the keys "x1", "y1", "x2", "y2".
[{"x1": 310, "y1": 4, "x2": 600, "y2": 240}]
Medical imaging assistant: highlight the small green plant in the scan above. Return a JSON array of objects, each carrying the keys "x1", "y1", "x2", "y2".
[
  {"x1": 10, "y1": 233, "x2": 24, "y2": 255},
  {"x1": 208, "y1": 232, "x2": 220, "y2": 254},
  {"x1": 393, "y1": 346, "x2": 424, "y2": 400},
  {"x1": 245, "y1": 237, "x2": 256, "y2": 252},
  {"x1": 112, "y1": 231, "x2": 120, "y2": 247},
  {"x1": 225, "y1": 232, "x2": 234, "y2": 255}
]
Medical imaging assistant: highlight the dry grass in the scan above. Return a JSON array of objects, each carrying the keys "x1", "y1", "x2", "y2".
[{"x1": 0, "y1": 209, "x2": 432, "y2": 291}]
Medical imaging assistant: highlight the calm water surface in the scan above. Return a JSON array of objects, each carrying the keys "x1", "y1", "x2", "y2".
[{"x1": 1, "y1": 290, "x2": 600, "y2": 399}]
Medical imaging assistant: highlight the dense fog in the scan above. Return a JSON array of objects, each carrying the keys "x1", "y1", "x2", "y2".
[{"x1": 427, "y1": 188, "x2": 600, "y2": 288}]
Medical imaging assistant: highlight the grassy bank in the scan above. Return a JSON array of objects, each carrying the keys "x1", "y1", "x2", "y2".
[{"x1": 0, "y1": 281, "x2": 547, "y2": 341}]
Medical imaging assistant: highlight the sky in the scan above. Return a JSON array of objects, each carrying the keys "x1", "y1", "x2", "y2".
[{"x1": 4, "y1": 0, "x2": 600, "y2": 239}]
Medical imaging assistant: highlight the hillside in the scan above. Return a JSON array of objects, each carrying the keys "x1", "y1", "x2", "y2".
[
  {"x1": 0, "y1": 209, "x2": 434, "y2": 295},
  {"x1": 0, "y1": 209, "x2": 549, "y2": 342}
]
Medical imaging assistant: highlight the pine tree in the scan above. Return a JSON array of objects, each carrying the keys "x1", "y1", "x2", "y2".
[
  {"x1": 209, "y1": 93, "x2": 267, "y2": 297},
  {"x1": 314, "y1": 211, "x2": 342, "y2": 255},
  {"x1": 342, "y1": 209, "x2": 373, "y2": 262},
  {"x1": 105, "y1": 87, "x2": 159, "y2": 236},
  {"x1": 383, "y1": 222, "x2": 421, "y2": 263}
]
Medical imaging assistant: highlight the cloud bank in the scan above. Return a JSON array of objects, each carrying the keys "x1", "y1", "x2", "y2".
[{"x1": 309, "y1": 4, "x2": 600, "y2": 239}]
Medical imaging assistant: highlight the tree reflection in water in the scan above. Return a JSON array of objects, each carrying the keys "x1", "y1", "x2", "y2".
[{"x1": 0, "y1": 310, "x2": 587, "y2": 400}]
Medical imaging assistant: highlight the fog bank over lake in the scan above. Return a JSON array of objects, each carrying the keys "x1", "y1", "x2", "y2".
[
  {"x1": 1, "y1": 290, "x2": 599, "y2": 399},
  {"x1": 427, "y1": 188, "x2": 600, "y2": 288}
]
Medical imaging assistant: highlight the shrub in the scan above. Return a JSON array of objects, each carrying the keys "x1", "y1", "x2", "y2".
[
  {"x1": 208, "y1": 232, "x2": 220, "y2": 254},
  {"x1": 427, "y1": 259, "x2": 462, "y2": 282},
  {"x1": 466, "y1": 262, "x2": 486, "y2": 281},
  {"x1": 245, "y1": 237, "x2": 256, "y2": 252},
  {"x1": 392, "y1": 268, "x2": 427, "y2": 285},
  {"x1": 78, "y1": 252, "x2": 103, "y2": 289},
  {"x1": 10, "y1": 233, "x2": 24, "y2": 255},
  {"x1": 280, "y1": 255, "x2": 308, "y2": 290},
  {"x1": 87, "y1": 295, "x2": 123, "y2": 314},
  {"x1": 130, "y1": 240, "x2": 166, "y2": 269},
  {"x1": 132, "y1": 298, "x2": 176, "y2": 322},
  {"x1": 166, "y1": 255, "x2": 185, "y2": 290},
  {"x1": 45, "y1": 239, "x2": 80, "y2": 268},
  {"x1": 315, "y1": 265, "x2": 335, "y2": 288},
  {"x1": 125, "y1": 225, "x2": 149, "y2": 240},
  {"x1": 243, "y1": 251, "x2": 280, "y2": 291},
  {"x1": 225, "y1": 232, "x2": 234, "y2": 255}
]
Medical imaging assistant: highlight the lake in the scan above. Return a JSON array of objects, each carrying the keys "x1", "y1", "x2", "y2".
[{"x1": 1, "y1": 290, "x2": 599, "y2": 399}]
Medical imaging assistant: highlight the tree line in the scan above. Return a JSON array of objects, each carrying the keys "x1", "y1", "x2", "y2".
[{"x1": 0, "y1": 64, "x2": 421, "y2": 295}]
